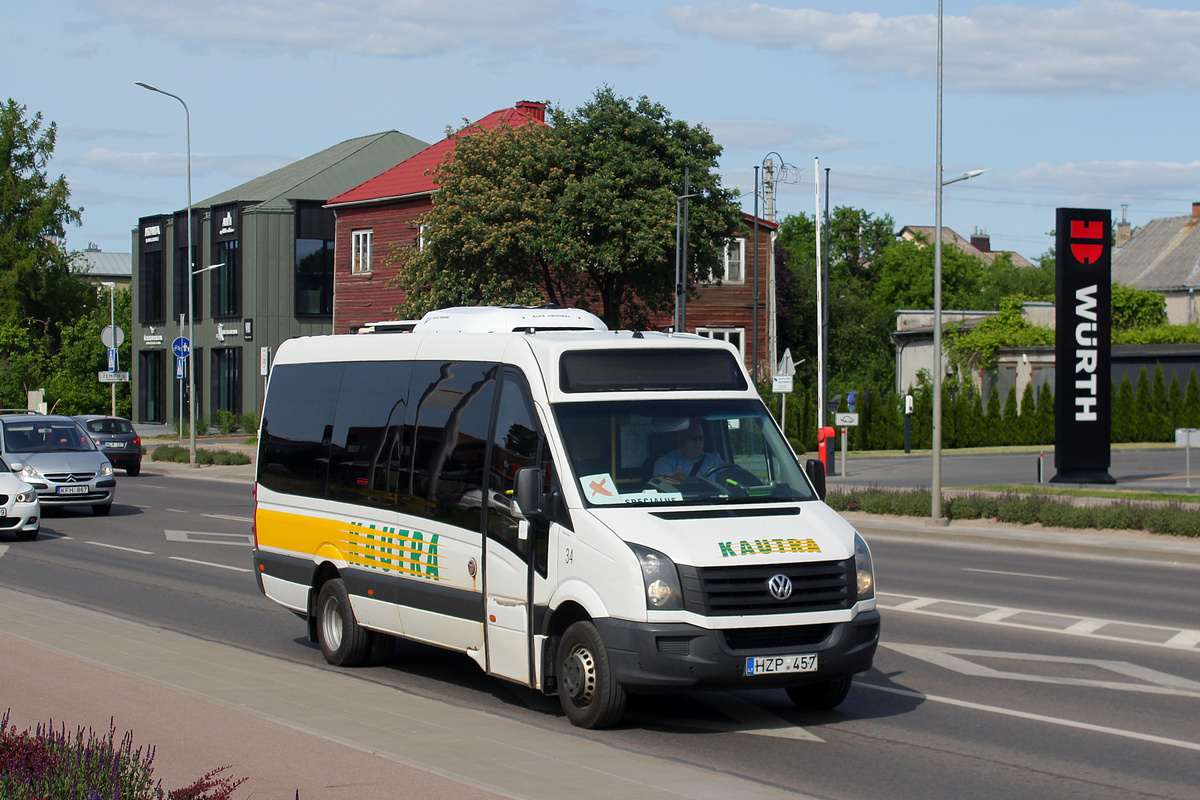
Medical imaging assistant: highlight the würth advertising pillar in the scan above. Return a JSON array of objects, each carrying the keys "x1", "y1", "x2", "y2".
[{"x1": 1051, "y1": 207, "x2": 1116, "y2": 484}]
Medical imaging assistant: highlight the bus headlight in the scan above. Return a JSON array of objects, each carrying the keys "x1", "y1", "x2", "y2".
[
  {"x1": 629, "y1": 543, "x2": 684, "y2": 610},
  {"x1": 854, "y1": 533, "x2": 875, "y2": 600}
]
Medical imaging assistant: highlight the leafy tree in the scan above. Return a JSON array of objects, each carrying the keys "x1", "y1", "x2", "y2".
[
  {"x1": 976, "y1": 251, "x2": 1054, "y2": 308},
  {"x1": 873, "y1": 234, "x2": 984, "y2": 311},
  {"x1": 395, "y1": 87, "x2": 741, "y2": 329},
  {"x1": 1111, "y1": 284, "x2": 1167, "y2": 330},
  {"x1": 775, "y1": 207, "x2": 897, "y2": 392},
  {"x1": 1, "y1": 99, "x2": 90, "y2": 347}
]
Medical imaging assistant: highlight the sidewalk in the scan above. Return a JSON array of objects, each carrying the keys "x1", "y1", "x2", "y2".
[{"x1": 0, "y1": 587, "x2": 815, "y2": 800}]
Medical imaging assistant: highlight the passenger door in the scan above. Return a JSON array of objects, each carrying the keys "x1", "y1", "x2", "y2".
[{"x1": 483, "y1": 370, "x2": 543, "y2": 684}]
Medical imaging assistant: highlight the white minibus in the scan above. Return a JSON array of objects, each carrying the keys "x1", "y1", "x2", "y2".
[{"x1": 253, "y1": 305, "x2": 878, "y2": 728}]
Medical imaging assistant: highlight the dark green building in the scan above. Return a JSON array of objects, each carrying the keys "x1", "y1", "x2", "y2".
[{"x1": 132, "y1": 130, "x2": 427, "y2": 427}]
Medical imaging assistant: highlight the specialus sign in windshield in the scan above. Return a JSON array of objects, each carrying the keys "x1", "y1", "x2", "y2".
[{"x1": 555, "y1": 399, "x2": 817, "y2": 506}]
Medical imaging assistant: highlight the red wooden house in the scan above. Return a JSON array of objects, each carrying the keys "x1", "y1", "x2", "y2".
[{"x1": 327, "y1": 100, "x2": 777, "y2": 378}]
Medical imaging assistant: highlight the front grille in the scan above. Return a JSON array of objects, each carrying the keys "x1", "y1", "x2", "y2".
[
  {"x1": 678, "y1": 558, "x2": 855, "y2": 616},
  {"x1": 722, "y1": 624, "x2": 835, "y2": 651},
  {"x1": 44, "y1": 472, "x2": 97, "y2": 482}
]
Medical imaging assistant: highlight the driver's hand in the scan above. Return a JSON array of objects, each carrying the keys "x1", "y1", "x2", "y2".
[{"x1": 657, "y1": 471, "x2": 686, "y2": 484}]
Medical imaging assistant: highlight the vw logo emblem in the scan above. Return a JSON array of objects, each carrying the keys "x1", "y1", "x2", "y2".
[{"x1": 767, "y1": 574, "x2": 793, "y2": 601}]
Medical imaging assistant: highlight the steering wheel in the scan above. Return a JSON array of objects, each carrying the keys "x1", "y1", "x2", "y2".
[{"x1": 703, "y1": 463, "x2": 761, "y2": 495}]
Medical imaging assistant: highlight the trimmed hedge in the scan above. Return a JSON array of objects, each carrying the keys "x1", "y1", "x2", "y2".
[
  {"x1": 150, "y1": 445, "x2": 250, "y2": 466},
  {"x1": 826, "y1": 487, "x2": 1200, "y2": 538}
]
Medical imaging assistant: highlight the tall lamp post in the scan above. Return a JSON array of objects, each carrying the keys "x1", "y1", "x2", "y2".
[
  {"x1": 931, "y1": 3, "x2": 990, "y2": 519},
  {"x1": 136, "y1": 81, "x2": 199, "y2": 466},
  {"x1": 100, "y1": 281, "x2": 117, "y2": 416},
  {"x1": 674, "y1": 168, "x2": 702, "y2": 332}
]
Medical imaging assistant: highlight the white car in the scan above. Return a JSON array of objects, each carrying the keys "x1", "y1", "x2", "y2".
[{"x1": 0, "y1": 455, "x2": 41, "y2": 540}]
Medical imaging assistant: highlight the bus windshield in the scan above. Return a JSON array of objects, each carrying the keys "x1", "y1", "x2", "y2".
[{"x1": 554, "y1": 399, "x2": 817, "y2": 507}]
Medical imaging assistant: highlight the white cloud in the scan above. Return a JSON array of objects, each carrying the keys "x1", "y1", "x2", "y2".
[
  {"x1": 1006, "y1": 159, "x2": 1200, "y2": 196},
  {"x1": 90, "y1": 0, "x2": 567, "y2": 57},
  {"x1": 669, "y1": 1, "x2": 1200, "y2": 94},
  {"x1": 76, "y1": 148, "x2": 292, "y2": 180},
  {"x1": 705, "y1": 119, "x2": 870, "y2": 153}
]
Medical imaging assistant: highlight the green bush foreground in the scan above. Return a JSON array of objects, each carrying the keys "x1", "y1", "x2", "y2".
[
  {"x1": 150, "y1": 446, "x2": 251, "y2": 466},
  {"x1": 0, "y1": 711, "x2": 246, "y2": 799},
  {"x1": 827, "y1": 487, "x2": 1200, "y2": 537}
]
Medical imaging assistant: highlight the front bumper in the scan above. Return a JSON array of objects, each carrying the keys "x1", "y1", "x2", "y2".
[
  {"x1": 594, "y1": 609, "x2": 880, "y2": 692},
  {"x1": 0, "y1": 506, "x2": 40, "y2": 532},
  {"x1": 29, "y1": 479, "x2": 116, "y2": 507}
]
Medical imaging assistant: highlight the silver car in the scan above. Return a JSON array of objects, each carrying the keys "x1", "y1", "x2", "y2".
[
  {"x1": 0, "y1": 455, "x2": 40, "y2": 539},
  {"x1": 0, "y1": 414, "x2": 116, "y2": 516}
]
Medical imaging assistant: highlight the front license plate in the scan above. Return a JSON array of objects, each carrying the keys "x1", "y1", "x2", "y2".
[
  {"x1": 745, "y1": 654, "x2": 818, "y2": 676},
  {"x1": 56, "y1": 485, "x2": 89, "y2": 495}
]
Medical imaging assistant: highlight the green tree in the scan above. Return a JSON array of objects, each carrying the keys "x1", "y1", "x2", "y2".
[
  {"x1": 873, "y1": 234, "x2": 984, "y2": 311},
  {"x1": 1150, "y1": 363, "x2": 1170, "y2": 441},
  {"x1": 1113, "y1": 376, "x2": 1136, "y2": 442},
  {"x1": 1134, "y1": 367, "x2": 1152, "y2": 442},
  {"x1": 1185, "y1": 370, "x2": 1200, "y2": 429},
  {"x1": 1111, "y1": 284, "x2": 1167, "y2": 330},
  {"x1": 1001, "y1": 386, "x2": 1020, "y2": 445},
  {"x1": 984, "y1": 385, "x2": 1002, "y2": 446},
  {"x1": 1168, "y1": 373, "x2": 1184, "y2": 431},
  {"x1": 1019, "y1": 381, "x2": 1037, "y2": 445},
  {"x1": 395, "y1": 87, "x2": 741, "y2": 329},
  {"x1": 1, "y1": 99, "x2": 90, "y2": 347},
  {"x1": 976, "y1": 251, "x2": 1055, "y2": 308},
  {"x1": 775, "y1": 207, "x2": 897, "y2": 392},
  {"x1": 1034, "y1": 380, "x2": 1054, "y2": 445}
]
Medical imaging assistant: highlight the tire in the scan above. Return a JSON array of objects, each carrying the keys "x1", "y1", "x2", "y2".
[
  {"x1": 92, "y1": 503, "x2": 112, "y2": 516},
  {"x1": 15, "y1": 528, "x2": 39, "y2": 541},
  {"x1": 556, "y1": 620, "x2": 626, "y2": 729},
  {"x1": 315, "y1": 578, "x2": 371, "y2": 667},
  {"x1": 126, "y1": 463, "x2": 141, "y2": 477},
  {"x1": 365, "y1": 631, "x2": 394, "y2": 666},
  {"x1": 786, "y1": 676, "x2": 853, "y2": 711}
]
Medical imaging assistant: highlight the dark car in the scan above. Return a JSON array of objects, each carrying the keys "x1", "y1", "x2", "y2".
[{"x1": 73, "y1": 415, "x2": 143, "y2": 476}]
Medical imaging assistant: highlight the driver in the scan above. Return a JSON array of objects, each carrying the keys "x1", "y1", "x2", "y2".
[{"x1": 652, "y1": 419, "x2": 722, "y2": 482}]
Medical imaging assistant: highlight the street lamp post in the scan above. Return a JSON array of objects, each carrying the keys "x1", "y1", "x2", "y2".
[
  {"x1": 101, "y1": 281, "x2": 117, "y2": 416},
  {"x1": 674, "y1": 169, "x2": 702, "y2": 332},
  {"x1": 137, "y1": 81, "x2": 198, "y2": 466},
  {"x1": 931, "y1": 4, "x2": 991, "y2": 520}
]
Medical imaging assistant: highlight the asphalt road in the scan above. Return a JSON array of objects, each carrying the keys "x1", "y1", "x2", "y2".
[{"x1": 2, "y1": 470, "x2": 1198, "y2": 799}]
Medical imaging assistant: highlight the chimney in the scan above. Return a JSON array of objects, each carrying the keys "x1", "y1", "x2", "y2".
[
  {"x1": 1115, "y1": 221, "x2": 1132, "y2": 247},
  {"x1": 1192, "y1": 202, "x2": 1200, "y2": 218},
  {"x1": 970, "y1": 227, "x2": 991, "y2": 253},
  {"x1": 515, "y1": 100, "x2": 546, "y2": 124}
]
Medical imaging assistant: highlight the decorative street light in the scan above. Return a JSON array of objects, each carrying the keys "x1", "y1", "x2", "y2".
[
  {"x1": 931, "y1": 3, "x2": 991, "y2": 521},
  {"x1": 136, "y1": 81, "x2": 200, "y2": 466}
]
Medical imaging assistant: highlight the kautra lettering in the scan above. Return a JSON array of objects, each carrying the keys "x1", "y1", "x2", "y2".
[
  {"x1": 720, "y1": 539, "x2": 821, "y2": 557},
  {"x1": 348, "y1": 521, "x2": 440, "y2": 579}
]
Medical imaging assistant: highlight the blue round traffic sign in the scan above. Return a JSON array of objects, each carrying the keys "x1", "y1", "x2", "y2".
[{"x1": 172, "y1": 336, "x2": 191, "y2": 358}]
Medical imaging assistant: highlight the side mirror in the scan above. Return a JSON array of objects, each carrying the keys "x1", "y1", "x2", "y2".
[
  {"x1": 512, "y1": 467, "x2": 545, "y2": 520},
  {"x1": 805, "y1": 458, "x2": 827, "y2": 501}
]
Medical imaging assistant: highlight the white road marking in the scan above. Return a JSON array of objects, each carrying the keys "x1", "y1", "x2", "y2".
[
  {"x1": 164, "y1": 530, "x2": 254, "y2": 546},
  {"x1": 879, "y1": 592, "x2": 1200, "y2": 651},
  {"x1": 962, "y1": 568, "x2": 1068, "y2": 581},
  {"x1": 86, "y1": 542, "x2": 154, "y2": 555},
  {"x1": 168, "y1": 556, "x2": 252, "y2": 573},
  {"x1": 0, "y1": 545, "x2": 7, "y2": 560},
  {"x1": 856, "y1": 682, "x2": 1200, "y2": 753},
  {"x1": 203, "y1": 514, "x2": 252, "y2": 522},
  {"x1": 883, "y1": 643, "x2": 1200, "y2": 697}
]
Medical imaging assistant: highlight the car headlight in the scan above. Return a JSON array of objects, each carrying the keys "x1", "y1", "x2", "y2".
[
  {"x1": 15, "y1": 489, "x2": 37, "y2": 504},
  {"x1": 19, "y1": 464, "x2": 42, "y2": 482},
  {"x1": 854, "y1": 532, "x2": 875, "y2": 601},
  {"x1": 628, "y1": 543, "x2": 684, "y2": 610},
  {"x1": 98, "y1": 461, "x2": 114, "y2": 476}
]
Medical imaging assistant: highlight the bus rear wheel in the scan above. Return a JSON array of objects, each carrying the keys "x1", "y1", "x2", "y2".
[
  {"x1": 557, "y1": 621, "x2": 626, "y2": 729},
  {"x1": 316, "y1": 579, "x2": 371, "y2": 667}
]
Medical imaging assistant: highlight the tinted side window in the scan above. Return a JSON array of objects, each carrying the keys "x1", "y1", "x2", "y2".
[
  {"x1": 486, "y1": 371, "x2": 541, "y2": 559},
  {"x1": 326, "y1": 361, "x2": 412, "y2": 509},
  {"x1": 408, "y1": 361, "x2": 499, "y2": 531},
  {"x1": 258, "y1": 362, "x2": 343, "y2": 498}
]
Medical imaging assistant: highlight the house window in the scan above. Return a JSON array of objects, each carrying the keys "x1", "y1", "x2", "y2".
[
  {"x1": 722, "y1": 238, "x2": 745, "y2": 283},
  {"x1": 295, "y1": 238, "x2": 333, "y2": 316},
  {"x1": 351, "y1": 229, "x2": 373, "y2": 274},
  {"x1": 417, "y1": 223, "x2": 426, "y2": 252},
  {"x1": 212, "y1": 239, "x2": 240, "y2": 318},
  {"x1": 696, "y1": 327, "x2": 745, "y2": 360},
  {"x1": 138, "y1": 249, "x2": 165, "y2": 324}
]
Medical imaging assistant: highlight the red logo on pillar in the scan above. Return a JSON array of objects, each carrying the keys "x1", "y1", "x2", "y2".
[{"x1": 1069, "y1": 219, "x2": 1104, "y2": 265}]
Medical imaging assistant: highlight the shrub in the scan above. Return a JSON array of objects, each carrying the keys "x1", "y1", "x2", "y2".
[
  {"x1": 237, "y1": 413, "x2": 259, "y2": 435},
  {"x1": 150, "y1": 446, "x2": 250, "y2": 466},
  {"x1": 1036, "y1": 501, "x2": 1093, "y2": 529},
  {"x1": 213, "y1": 410, "x2": 239, "y2": 435},
  {"x1": 945, "y1": 494, "x2": 999, "y2": 520}
]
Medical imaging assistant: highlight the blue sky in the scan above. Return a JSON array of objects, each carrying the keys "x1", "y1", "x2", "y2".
[{"x1": 7, "y1": 0, "x2": 1199, "y2": 263}]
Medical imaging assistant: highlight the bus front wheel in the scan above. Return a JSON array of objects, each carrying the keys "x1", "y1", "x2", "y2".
[{"x1": 557, "y1": 620, "x2": 626, "y2": 729}]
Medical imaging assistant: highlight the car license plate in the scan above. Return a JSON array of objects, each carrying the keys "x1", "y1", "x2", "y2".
[
  {"x1": 745, "y1": 654, "x2": 818, "y2": 676},
  {"x1": 56, "y1": 485, "x2": 89, "y2": 495},
  {"x1": 104, "y1": 441, "x2": 125, "y2": 448}
]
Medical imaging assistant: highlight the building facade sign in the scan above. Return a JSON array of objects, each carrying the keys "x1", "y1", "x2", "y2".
[{"x1": 1052, "y1": 208, "x2": 1115, "y2": 484}]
